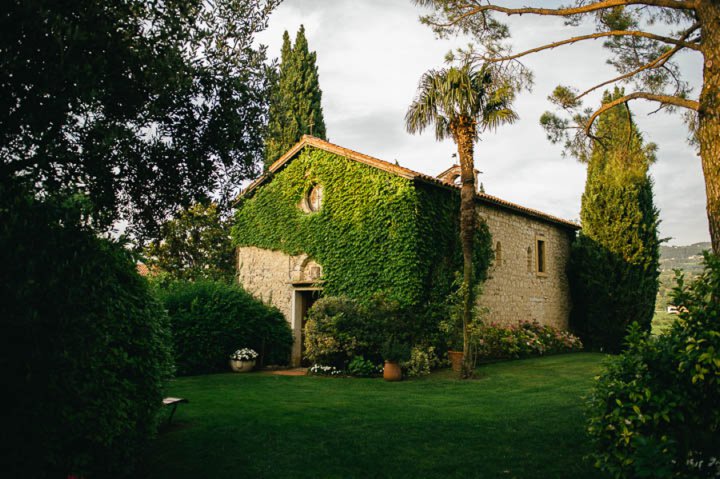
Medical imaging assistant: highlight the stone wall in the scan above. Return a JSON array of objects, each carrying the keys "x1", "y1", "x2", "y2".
[
  {"x1": 237, "y1": 246, "x2": 324, "y2": 366},
  {"x1": 476, "y1": 204, "x2": 575, "y2": 330},
  {"x1": 237, "y1": 210, "x2": 576, "y2": 344},
  {"x1": 236, "y1": 246, "x2": 294, "y2": 321}
]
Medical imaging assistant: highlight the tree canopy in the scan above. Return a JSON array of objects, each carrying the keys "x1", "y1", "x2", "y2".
[
  {"x1": 144, "y1": 202, "x2": 235, "y2": 283},
  {"x1": 265, "y1": 25, "x2": 327, "y2": 166},
  {"x1": 1, "y1": 0, "x2": 279, "y2": 239},
  {"x1": 415, "y1": 0, "x2": 720, "y2": 253}
]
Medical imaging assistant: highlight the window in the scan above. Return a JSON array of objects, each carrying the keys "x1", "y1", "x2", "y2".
[
  {"x1": 536, "y1": 238, "x2": 546, "y2": 275},
  {"x1": 301, "y1": 184, "x2": 323, "y2": 213},
  {"x1": 495, "y1": 241, "x2": 502, "y2": 264}
]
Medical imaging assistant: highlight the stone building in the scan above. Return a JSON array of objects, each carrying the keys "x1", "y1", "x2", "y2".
[{"x1": 234, "y1": 136, "x2": 579, "y2": 365}]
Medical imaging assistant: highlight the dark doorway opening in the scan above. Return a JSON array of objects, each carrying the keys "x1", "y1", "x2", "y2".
[{"x1": 299, "y1": 290, "x2": 321, "y2": 366}]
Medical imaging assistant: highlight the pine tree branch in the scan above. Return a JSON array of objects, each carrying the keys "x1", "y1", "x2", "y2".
[
  {"x1": 574, "y1": 22, "x2": 700, "y2": 101},
  {"x1": 479, "y1": 28, "x2": 699, "y2": 65},
  {"x1": 585, "y1": 92, "x2": 699, "y2": 135},
  {"x1": 431, "y1": 0, "x2": 697, "y2": 26},
  {"x1": 575, "y1": 45, "x2": 682, "y2": 102}
]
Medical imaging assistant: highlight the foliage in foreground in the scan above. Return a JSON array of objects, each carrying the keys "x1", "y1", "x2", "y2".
[
  {"x1": 155, "y1": 280, "x2": 292, "y2": 375},
  {"x1": 568, "y1": 90, "x2": 660, "y2": 353},
  {"x1": 2, "y1": 0, "x2": 278, "y2": 238},
  {"x1": 587, "y1": 253, "x2": 720, "y2": 478},
  {"x1": 0, "y1": 183, "x2": 173, "y2": 478}
]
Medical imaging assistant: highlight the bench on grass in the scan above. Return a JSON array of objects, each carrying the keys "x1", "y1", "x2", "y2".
[{"x1": 163, "y1": 397, "x2": 188, "y2": 424}]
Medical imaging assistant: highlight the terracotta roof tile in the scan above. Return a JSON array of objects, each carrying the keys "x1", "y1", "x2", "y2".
[{"x1": 241, "y1": 136, "x2": 580, "y2": 230}]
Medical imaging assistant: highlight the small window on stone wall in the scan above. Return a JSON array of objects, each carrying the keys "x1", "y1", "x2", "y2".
[
  {"x1": 536, "y1": 238, "x2": 547, "y2": 275},
  {"x1": 495, "y1": 241, "x2": 502, "y2": 264},
  {"x1": 301, "y1": 184, "x2": 323, "y2": 213}
]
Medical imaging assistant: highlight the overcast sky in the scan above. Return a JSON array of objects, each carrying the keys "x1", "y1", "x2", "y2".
[{"x1": 255, "y1": 0, "x2": 709, "y2": 246}]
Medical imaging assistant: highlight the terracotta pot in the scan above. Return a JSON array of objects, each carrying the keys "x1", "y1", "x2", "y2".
[
  {"x1": 383, "y1": 361, "x2": 402, "y2": 381},
  {"x1": 229, "y1": 359, "x2": 256, "y2": 372},
  {"x1": 448, "y1": 350, "x2": 464, "y2": 372}
]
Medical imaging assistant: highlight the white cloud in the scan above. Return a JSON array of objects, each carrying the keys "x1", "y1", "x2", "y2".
[{"x1": 255, "y1": 0, "x2": 709, "y2": 246}]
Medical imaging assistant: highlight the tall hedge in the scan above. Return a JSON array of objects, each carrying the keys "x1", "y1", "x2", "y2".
[
  {"x1": 568, "y1": 89, "x2": 660, "y2": 352},
  {"x1": 0, "y1": 184, "x2": 174, "y2": 478},
  {"x1": 156, "y1": 280, "x2": 293, "y2": 375}
]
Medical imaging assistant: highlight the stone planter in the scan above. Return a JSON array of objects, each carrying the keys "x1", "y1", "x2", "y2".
[
  {"x1": 383, "y1": 361, "x2": 402, "y2": 381},
  {"x1": 448, "y1": 350, "x2": 464, "y2": 372},
  {"x1": 229, "y1": 359, "x2": 256, "y2": 373}
]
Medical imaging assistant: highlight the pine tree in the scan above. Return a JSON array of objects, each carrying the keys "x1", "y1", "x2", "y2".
[
  {"x1": 568, "y1": 88, "x2": 660, "y2": 353},
  {"x1": 265, "y1": 26, "x2": 327, "y2": 166}
]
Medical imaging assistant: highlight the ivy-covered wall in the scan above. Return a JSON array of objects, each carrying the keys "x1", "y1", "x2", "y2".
[{"x1": 232, "y1": 147, "x2": 492, "y2": 307}]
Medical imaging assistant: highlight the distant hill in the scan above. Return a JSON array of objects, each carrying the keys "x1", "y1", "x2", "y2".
[
  {"x1": 656, "y1": 242, "x2": 711, "y2": 311},
  {"x1": 659, "y1": 242, "x2": 711, "y2": 273}
]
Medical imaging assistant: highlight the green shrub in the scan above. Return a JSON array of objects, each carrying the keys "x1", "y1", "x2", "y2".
[
  {"x1": 0, "y1": 185, "x2": 174, "y2": 478},
  {"x1": 587, "y1": 253, "x2": 720, "y2": 478},
  {"x1": 347, "y1": 356, "x2": 381, "y2": 377},
  {"x1": 304, "y1": 296, "x2": 383, "y2": 366},
  {"x1": 304, "y1": 295, "x2": 418, "y2": 368},
  {"x1": 401, "y1": 345, "x2": 441, "y2": 378},
  {"x1": 470, "y1": 321, "x2": 583, "y2": 360},
  {"x1": 156, "y1": 280, "x2": 292, "y2": 375}
]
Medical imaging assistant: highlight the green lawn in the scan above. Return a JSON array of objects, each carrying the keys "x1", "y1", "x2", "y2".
[{"x1": 142, "y1": 353, "x2": 607, "y2": 479}]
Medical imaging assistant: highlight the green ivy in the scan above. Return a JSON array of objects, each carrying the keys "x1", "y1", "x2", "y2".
[{"x1": 232, "y1": 147, "x2": 492, "y2": 308}]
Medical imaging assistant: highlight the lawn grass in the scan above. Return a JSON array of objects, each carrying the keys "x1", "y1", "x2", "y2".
[{"x1": 142, "y1": 353, "x2": 607, "y2": 479}]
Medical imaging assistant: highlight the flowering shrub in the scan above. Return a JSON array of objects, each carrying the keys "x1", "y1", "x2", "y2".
[
  {"x1": 471, "y1": 320, "x2": 583, "y2": 360},
  {"x1": 308, "y1": 364, "x2": 344, "y2": 376},
  {"x1": 230, "y1": 348, "x2": 258, "y2": 361}
]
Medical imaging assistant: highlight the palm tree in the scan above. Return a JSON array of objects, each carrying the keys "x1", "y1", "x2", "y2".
[{"x1": 406, "y1": 63, "x2": 518, "y2": 377}]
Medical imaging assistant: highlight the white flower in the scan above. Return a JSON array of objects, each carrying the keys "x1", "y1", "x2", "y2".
[{"x1": 230, "y1": 348, "x2": 258, "y2": 361}]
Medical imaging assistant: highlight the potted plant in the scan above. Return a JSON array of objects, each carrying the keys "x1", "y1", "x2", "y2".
[
  {"x1": 441, "y1": 278, "x2": 466, "y2": 372},
  {"x1": 229, "y1": 348, "x2": 258, "y2": 372},
  {"x1": 440, "y1": 317, "x2": 464, "y2": 372},
  {"x1": 381, "y1": 337, "x2": 410, "y2": 382}
]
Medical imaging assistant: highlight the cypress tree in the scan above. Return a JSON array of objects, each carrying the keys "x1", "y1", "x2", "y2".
[
  {"x1": 568, "y1": 88, "x2": 660, "y2": 352},
  {"x1": 265, "y1": 26, "x2": 327, "y2": 166}
]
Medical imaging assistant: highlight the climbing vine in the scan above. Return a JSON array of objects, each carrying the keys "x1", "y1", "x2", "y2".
[{"x1": 232, "y1": 148, "x2": 492, "y2": 310}]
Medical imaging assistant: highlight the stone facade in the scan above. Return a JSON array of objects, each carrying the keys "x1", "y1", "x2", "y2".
[
  {"x1": 476, "y1": 205, "x2": 573, "y2": 330},
  {"x1": 237, "y1": 246, "x2": 322, "y2": 366}
]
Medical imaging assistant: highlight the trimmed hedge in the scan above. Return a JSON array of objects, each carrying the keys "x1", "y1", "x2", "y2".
[
  {"x1": 0, "y1": 185, "x2": 174, "y2": 478},
  {"x1": 155, "y1": 280, "x2": 293, "y2": 375}
]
